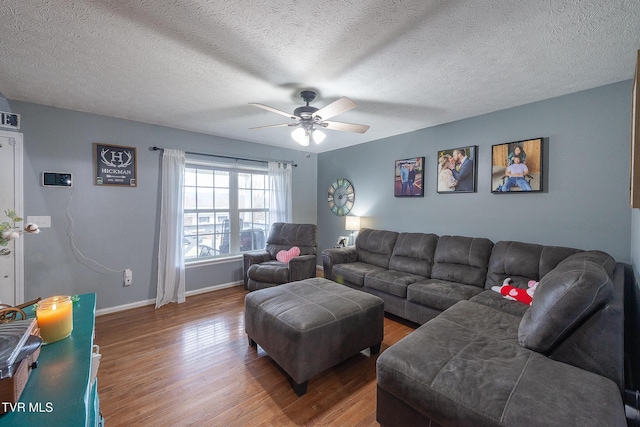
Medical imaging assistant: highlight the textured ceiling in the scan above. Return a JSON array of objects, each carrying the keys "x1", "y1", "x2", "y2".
[{"x1": 0, "y1": 0, "x2": 639, "y2": 153}]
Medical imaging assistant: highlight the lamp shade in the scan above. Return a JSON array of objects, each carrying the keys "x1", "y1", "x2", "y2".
[
  {"x1": 345, "y1": 216, "x2": 361, "y2": 231},
  {"x1": 291, "y1": 127, "x2": 310, "y2": 146},
  {"x1": 313, "y1": 129, "x2": 326, "y2": 144},
  {"x1": 292, "y1": 127, "x2": 325, "y2": 146}
]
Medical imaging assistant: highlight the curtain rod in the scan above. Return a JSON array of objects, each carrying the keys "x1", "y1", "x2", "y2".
[{"x1": 151, "y1": 146, "x2": 297, "y2": 167}]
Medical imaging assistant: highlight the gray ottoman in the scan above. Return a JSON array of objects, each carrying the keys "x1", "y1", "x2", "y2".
[{"x1": 245, "y1": 277, "x2": 385, "y2": 396}]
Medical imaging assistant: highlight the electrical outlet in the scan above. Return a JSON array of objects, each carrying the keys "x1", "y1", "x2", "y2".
[{"x1": 124, "y1": 269, "x2": 132, "y2": 286}]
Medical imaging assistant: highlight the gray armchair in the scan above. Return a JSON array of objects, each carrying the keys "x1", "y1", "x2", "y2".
[{"x1": 243, "y1": 223, "x2": 318, "y2": 291}]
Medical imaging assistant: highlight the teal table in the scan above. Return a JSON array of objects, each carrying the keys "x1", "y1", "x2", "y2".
[{"x1": 0, "y1": 293, "x2": 102, "y2": 426}]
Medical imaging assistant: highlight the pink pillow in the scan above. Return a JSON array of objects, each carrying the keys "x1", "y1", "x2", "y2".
[{"x1": 276, "y1": 246, "x2": 301, "y2": 262}]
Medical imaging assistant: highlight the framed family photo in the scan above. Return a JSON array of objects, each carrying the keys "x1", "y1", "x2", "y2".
[
  {"x1": 491, "y1": 138, "x2": 543, "y2": 193},
  {"x1": 436, "y1": 146, "x2": 477, "y2": 193},
  {"x1": 394, "y1": 157, "x2": 424, "y2": 197}
]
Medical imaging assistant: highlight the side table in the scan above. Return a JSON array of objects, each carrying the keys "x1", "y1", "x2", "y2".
[{"x1": 0, "y1": 293, "x2": 103, "y2": 426}]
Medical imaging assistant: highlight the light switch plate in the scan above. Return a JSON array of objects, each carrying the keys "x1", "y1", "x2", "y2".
[{"x1": 26, "y1": 216, "x2": 51, "y2": 228}]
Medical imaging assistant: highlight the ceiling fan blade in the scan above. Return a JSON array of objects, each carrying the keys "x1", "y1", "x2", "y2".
[
  {"x1": 312, "y1": 97, "x2": 357, "y2": 120},
  {"x1": 321, "y1": 120, "x2": 370, "y2": 134},
  {"x1": 249, "y1": 123, "x2": 297, "y2": 130},
  {"x1": 249, "y1": 103, "x2": 297, "y2": 120}
]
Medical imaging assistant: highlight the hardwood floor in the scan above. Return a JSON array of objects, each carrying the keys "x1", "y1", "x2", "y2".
[{"x1": 95, "y1": 283, "x2": 416, "y2": 426}]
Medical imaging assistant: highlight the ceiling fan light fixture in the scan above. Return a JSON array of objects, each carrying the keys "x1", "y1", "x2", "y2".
[
  {"x1": 313, "y1": 129, "x2": 326, "y2": 144},
  {"x1": 291, "y1": 127, "x2": 309, "y2": 146},
  {"x1": 251, "y1": 90, "x2": 369, "y2": 147}
]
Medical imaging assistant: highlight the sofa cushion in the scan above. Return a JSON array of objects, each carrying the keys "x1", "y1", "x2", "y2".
[
  {"x1": 364, "y1": 270, "x2": 425, "y2": 298},
  {"x1": 430, "y1": 235, "x2": 493, "y2": 287},
  {"x1": 574, "y1": 249, "x2": 617, "y2": 277},
  {"x1": 332, "y1": 262, "x2": 386, "y2": 287},
  {"x1": 377, "y1": 300, "x2": 626, "y2": 427},
  {"x1": 407, "y1": 280, "x2": 485, "y2": 311},
  {"x1": 485, "y1": 240, "x2": 582, "y2": 290},
  {"x1": 388, "y1": 232, "x2": 438, "y2": 277},
  {"x1": 518, "y1": 251, "x2": 615, "y2": 353},
  {"x1": 470, "y1": 290, "x2": 531, "y2": 317},
  {"x1": 265, "y1": 222, "x2": 317, "y2": 258},
  {"x1": 246, "y1": 260, "x2": 289, "y2": 284},
  {"x1": 355, "y1": 229, "x2": 399, "y2": 269}
]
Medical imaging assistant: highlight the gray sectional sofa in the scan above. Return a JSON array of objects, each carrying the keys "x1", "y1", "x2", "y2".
[{"x1": 321, "y1": 228, "x2": 628, "y2": 426}]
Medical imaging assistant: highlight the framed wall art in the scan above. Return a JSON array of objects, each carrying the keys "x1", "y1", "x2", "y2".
[
  {"x1": 491, "y1": 138, "x2": 543, "y2": 193},
  {"x1": 394, "y1": 157, "x2": 424, "y2": 197},
  {"x1": 94, "y1": 143, "x2": 137, "y2": 187},
  {"x1": 436, "y1": 146, "x2": 477, "y2": 193}
]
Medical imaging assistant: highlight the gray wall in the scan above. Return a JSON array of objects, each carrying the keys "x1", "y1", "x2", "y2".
[
  {"x1": 8, "y1": 81, "x2": 633, "y2": 311},
  {"x1": 318, "y1": 81, "x2": 633, "y2": 263},
  {"x1": 10, "y1": 101, "x2": 317, "y2": 310}
]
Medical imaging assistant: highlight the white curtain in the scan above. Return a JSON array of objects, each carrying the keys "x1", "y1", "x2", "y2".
[
  {"x1": 156, "y1": 149, "x2": 186, "y2": 308},
  {"x1": 268, "y1": 162, "x2": 292, "y2": 223}
]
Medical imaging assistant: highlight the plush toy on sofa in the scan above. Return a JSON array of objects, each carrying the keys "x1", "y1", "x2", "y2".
[
  {"x1": 276, "y1": 246, "x2": 300, "y2": 262},
  {"x1": 491, "y1": 278, "x2": 539, "y2": 305}
]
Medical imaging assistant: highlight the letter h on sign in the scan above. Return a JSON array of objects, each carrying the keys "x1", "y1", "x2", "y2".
[{"x1": 110, "y1": 150, "x2": 124, "y2": 164}]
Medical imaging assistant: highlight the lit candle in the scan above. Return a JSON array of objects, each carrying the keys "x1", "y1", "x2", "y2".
[{"x1": 36, "y1": 296, "x2": 74, "y2": 344}]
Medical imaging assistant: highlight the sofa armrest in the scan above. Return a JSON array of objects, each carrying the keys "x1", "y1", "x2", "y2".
[
  {"x1": 322, "y1": 247, "x2": 357, "y2": 280},
  {"x1": 289, "y1": 254, "x2": 317, "y2": 282},
  {"x1": 243, "y1": 251, "x2": 272, "y2": 264},
  {"x1": 243, "y1": 251, "x2": 272, "y2": 288}
]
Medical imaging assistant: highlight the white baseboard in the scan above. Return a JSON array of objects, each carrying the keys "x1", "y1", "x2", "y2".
[
  {"x1": 186, "y1": 281, "x2": 243, "y2": 297},
  {"x1": 95, "y1": 281, "x2": 243, "y2": 316}
]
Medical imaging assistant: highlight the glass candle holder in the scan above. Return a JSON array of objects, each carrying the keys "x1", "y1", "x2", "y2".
[{"x1": 36, "y1": 295, "x2": 74, "y2": 344}]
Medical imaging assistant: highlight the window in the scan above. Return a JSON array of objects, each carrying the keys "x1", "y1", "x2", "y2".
[{"x1": 183, "y1": 162, "x2": 270, "y2": 261}]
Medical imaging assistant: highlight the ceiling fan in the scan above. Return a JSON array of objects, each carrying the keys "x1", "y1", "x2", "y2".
[{"x1": 249, "y1": 90, "x2": 370, "y2": 146}]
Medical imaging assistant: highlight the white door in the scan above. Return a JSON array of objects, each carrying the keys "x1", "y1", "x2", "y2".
[{"x1": 0, "y1": 131, "x2": 23, "y2": 306}]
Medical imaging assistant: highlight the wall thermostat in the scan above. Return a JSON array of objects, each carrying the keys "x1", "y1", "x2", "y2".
[{"x1": 42, "y1": 172, "x2": 73, "y2": 187}]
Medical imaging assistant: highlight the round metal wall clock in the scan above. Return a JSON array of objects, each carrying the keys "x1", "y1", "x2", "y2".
[{"x1": 327, "y1": 178, "x2": 355, "y2": 216}]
